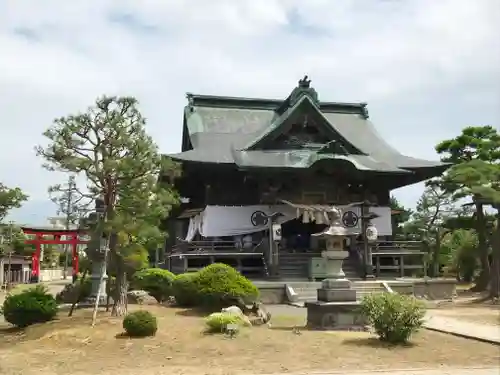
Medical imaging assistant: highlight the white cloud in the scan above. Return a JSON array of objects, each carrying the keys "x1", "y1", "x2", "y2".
[{"x1": 1, "y1": 0, "x2": 499, "y2": 224}]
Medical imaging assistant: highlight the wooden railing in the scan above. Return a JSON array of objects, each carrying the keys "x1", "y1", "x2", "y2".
[
  {"x1": 370, "y1": 240, "x2": 425, "y2": 278},
  {"x1": 373, "y1": 240, "x2": 423, "y2": 253},
  {"x1": 169, "y1": 238, "x2": 265, "y2": 256},
  {"x1": 167, "y1": 238, "x2": 268, "y2": 277}
]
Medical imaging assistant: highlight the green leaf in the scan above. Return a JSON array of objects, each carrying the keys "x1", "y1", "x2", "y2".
[{"x1": 0, "y1": 183, "x2": 28, "y2": 222}]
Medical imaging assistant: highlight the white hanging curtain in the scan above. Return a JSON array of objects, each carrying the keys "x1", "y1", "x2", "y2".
[
  {"x1": 184, "y1": 214, "x2": 202, "y2": 242},
  {"x1": 199, "y1": 205, "x2": 296, "y2": 237},
  {"x1": 183, "y1": 202, "x2": 393, "y2": 239}
]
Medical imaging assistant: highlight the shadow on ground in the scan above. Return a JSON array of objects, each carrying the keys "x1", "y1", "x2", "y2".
[{"x1": 342, "y1": 336, "x2": 416, "y2": 348}]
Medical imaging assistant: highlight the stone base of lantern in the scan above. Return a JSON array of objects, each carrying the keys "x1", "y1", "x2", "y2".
[
  {"x1": 305, "y1": 301, "x2": 368, "y2": 331},
  {"x1": 78, "y1": 295, "x2": 111, "y2": 308},
  {"x1": 317, "y1": 288, "x2": 357, "y2": 302},
  {"x1": 317, "y1": 278, "x2": 357, "y2": 302},
  {"x1": 306, "y1": 278, "x2": 367, "y2": 331}
]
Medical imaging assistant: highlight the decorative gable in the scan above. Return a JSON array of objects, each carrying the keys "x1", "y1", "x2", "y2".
[
  {"x1": 264, "y1": 115, "x2": 330, "y2": 150},
  {"x1": 244, "y1": 77, "x2": 364, "y2": 155}
]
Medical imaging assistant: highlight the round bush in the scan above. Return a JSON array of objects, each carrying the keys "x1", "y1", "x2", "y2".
[
  {"x1": 122, "y1": 310, "x2": 158, "y2": 337},
  {"x1": 205, "y1": 312, "x2": 245, "y2": 333},
  {"x1": 2, "y1": 285, "x2": 58, "y2": 328},
  {"x1": 360, "y1": 293, "x2": 426, "y2": 344},
  {"x1": 171, "y1": 272, "x2": 199, "y2": 307},
  {"x1": 194, "y1": 263, "x2": 259, "y2": 308},
  {"x1": 131, "y1": 268, "x2": 175, "y2": 303}
]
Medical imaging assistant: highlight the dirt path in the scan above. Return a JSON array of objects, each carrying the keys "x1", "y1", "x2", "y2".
[{"x1": 1, "y1": 305, "x2": 499, "y2": 375}]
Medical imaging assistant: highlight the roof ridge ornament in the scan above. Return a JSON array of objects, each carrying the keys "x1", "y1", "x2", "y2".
[
  {"x1": 289, "y1": 75, "x2": 320, "y2": 108},
  {"x1": 298, "y1": 75, "x2": 311, "y2": 88},
  {"x1": 360, "y1": 103, "x2": 369, "y2": 119}
]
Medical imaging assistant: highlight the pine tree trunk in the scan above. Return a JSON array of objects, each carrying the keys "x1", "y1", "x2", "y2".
[
  {"x1": 111, "y1": 268, "x2": 128, "y2": 316},
  {"x1": 474, "y1": 201, "x2": 490, "y2": 291},
  {"x1": 109, "y1": 230, "x2": 128, "y2": 317},
  {"x1": 489, "y1": 209, "x2": 500, "y2": 299}
]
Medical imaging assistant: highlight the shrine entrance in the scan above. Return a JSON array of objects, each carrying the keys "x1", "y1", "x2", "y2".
[{"x1": 20, "y1": 227, "x2": 89, "y2": 282}]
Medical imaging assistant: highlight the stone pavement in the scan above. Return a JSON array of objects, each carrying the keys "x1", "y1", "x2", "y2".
[
  {"x1": 424, "y1": 310, "x2": 500, "y2": 344},
  {"x1": 267, "y1": 304, "x2": 500, "y2": 345}
]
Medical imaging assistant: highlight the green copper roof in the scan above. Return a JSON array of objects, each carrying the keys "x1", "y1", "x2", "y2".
[
  {"x1": 168, "y1": 77, "x2": 450, "y2": 176},
  {"x1": 185, "y1": 105, "x2": 274, "y2": 135},
  {"x1": 242, "y1": 94, "x2": 364, "y2": 155}
]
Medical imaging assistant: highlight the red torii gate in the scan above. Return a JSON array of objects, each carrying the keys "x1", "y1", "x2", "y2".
[{"x1": 20, "y1": 227, "x2": 90, "y2": 282}]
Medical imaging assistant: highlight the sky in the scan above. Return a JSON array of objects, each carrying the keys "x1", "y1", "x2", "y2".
[{"x1": 1, "y1": 0, "x2": 499, "y2": 226}]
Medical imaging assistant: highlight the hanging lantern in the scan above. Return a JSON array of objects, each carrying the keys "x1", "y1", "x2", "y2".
[
  {"x1": 365, "y1": 225, "x2": 378, "y2": 242},
  {"x1": 272, "y1": 224, "x2": 282, "y2": 241}
]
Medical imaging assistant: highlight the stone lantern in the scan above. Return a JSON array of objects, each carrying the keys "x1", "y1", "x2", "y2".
[
  {"x1": 305, "y1": 206, "x2": 367, "y2": 331},
  {"x1": 312, "y1": 207, "x2": 356, "y2": 302}
]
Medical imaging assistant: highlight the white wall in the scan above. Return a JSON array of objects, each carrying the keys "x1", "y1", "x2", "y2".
[{"x1": 39, "y1": 268, "x2": 64, "y2": 282}]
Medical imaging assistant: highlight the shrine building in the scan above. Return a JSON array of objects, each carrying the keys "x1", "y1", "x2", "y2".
[{"x1": 161, "y1": 76, "x2": 450, "y2": 280}]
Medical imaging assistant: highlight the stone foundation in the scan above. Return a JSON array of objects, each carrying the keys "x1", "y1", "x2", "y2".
[
  {"x1": 255, "y1": 278, "x2": 457, "y2": 304},
  {"x1": 305, "y1": 301, "x2": 367, "y2": 330},
  {"x1": 257, "y1": 285, "x2": 286, "y2": 304},
  {"x1": 410, "y1": 278, "x2": 457, "y2": 300}
]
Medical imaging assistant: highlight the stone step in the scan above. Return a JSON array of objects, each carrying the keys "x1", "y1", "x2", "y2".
[
  {"x1": 294, "y1": 288, "x2": 384, "y2": 295},
  {"x1": 291, "y1": 282, "x2": 387, "y2": 303},
  {"x1": 280, "y1": 272, "x2": 308, "y2": 277},
  {"x1": 280, "y1": 273, "x2": 309, "y2": 278}
]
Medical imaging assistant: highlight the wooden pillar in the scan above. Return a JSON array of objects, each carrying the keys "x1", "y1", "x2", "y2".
[
  {"x1": 72, "y1": 239, "x2": 79, "y2": 281},
  {"x1": 31, "y1": 234, "x2": 41, "y2": 282},
  {"x1": 54, "y1": 234, "x2": 61, "y2": 267},
  {"x1": 400, "y1": 255, "x2": 405, "y2": 278},
  {"x1": 0, "y1": 258, "x2": 4, "y2": 286}
]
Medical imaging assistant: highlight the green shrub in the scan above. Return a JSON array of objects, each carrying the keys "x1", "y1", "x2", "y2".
[
  {"x1": 194, "y1": 263, "x2": 259, "y2": 308},
  {"x1": 122, "y1": 310, "x2": 158, "y2": 337},
  {"x1": 360, "y1": 293, "x2": 426, "y2": 344},
  {"x1": 205, "y1": 312, "x2": 246, "y2": 333},
  {"x1": 131, "y1": 268, "x2": 175, "y2": 303},
  {"x1": 2, "y1": 285, "x2": 58, "y2": 328},
  {"x1": 171, "y1": 272, "x2": 199, "y2": 307}
]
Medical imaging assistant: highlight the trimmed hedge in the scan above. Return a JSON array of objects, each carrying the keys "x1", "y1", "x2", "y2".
[
  {"x1": 131, "y1": 268, "x2": 175, "y2": 303},
  {"x1": 192, "y1": 263, "x2": 259, "y2": 308},
  {"x1": 171, "y1": 272, "x2": 199, "y2": 307},
  {"x1": 2, "y1": 285, "x2": 58, "y2": 328},
  {"x1": 122, "y1": 310, "x2": 158, "y2": 337},
  {"x1": 131, "y1": 264, "x2": 259, "y2": 309}
]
